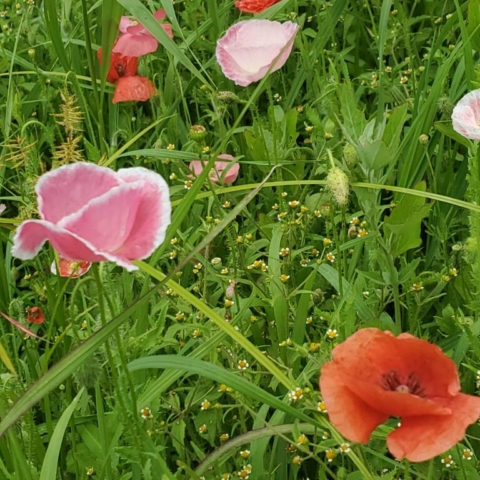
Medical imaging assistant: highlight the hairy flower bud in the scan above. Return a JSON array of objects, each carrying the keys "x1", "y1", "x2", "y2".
[{"x1": 326, "y1": 166, "x2": 350, "y2": 206}]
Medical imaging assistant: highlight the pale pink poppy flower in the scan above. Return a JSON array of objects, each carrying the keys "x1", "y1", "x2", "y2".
[
  {"x1": 216, "y1": 20, "x2": 299, "y2": 87},
  {"x1": 452, "y1": 89, "x2": 480, "y2": 141},
  {"x1": 51, "y1": 257, "x2": 91, "y2": 278},
  {"x1": 12, "y1": 163, "x2": 171, "y2": 272},
  {"x1": 113, "y1": 8, "x2": 174, "y2": 58},
  {"x1": 189, "y1": 154, "x2": 240, "y2": 184}
]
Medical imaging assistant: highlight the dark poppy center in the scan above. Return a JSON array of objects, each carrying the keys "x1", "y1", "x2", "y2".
[
  {"x1": 380, "y1": 370, "x2": 425, "y2": 397},
  {"x1": 115, "y1": 63, "x2": 126, "y2": 77}
]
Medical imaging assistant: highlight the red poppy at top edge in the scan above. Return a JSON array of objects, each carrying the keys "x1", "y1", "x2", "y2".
[
  {"x1": 97, "y1": 48, "x2": 138, "y2": 83},
  {"x1": 234, "y1": 0, "x2": 281, "y2": 13},
  {"x1": 319, "y1": 328, "x2": 480, "y2": 462}
]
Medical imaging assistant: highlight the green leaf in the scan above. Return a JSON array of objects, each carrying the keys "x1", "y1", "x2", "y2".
[
  {"x1": 434, "y1": 121, "x2": 471, "y2": 149},
  {"x1": 383, "y1": 181, "x2": 431, "y2": 256},
  {"x1": 44, "y1": 0, "x2": 71, "y2": 72},
  {"x1": 128, "y1": 356, "x2": 316, "y2": 425},
  {"x1": 39, "y1": 388, "x2": 85, "y2": 480},
  {"x1": 468, "y1": 0, "x2": 480, "y2": 54}
]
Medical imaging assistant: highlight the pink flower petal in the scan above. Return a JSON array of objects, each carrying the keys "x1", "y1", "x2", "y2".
[
  {"x1": 119, "y1": 16, "x2": 133, "y2": 34},
  {"x1": 11, "y1": 220, "x2": 109, "y2": 262},
  {"x1": 59, "y1": 182, "x2": 145, "y2": 254},
  {"x1": 12, "y1": 163, "x2": 171, "y2": 272},
  {"x1": 452, "y1": 89, "x2": 480, "y2": 141},
  {"x1": 36, "y1": 163, "x2": 120, "y2": 223},
  {"x1": 189, "y1": 154, "x2": 239, "y2": 184},
  {"x1": 114, "y1": 167, "x2": 171, "y2": 259},
  {"x1": 113, "y1": 33, "x2": 159, "y2": 57},
  {"x1": 216, "y1": 20, "x2": 298, "y2": 87}
]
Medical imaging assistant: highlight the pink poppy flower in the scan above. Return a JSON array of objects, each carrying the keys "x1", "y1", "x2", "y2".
[
  {"x1": 189, "y1": 154, "x2": 240, "y2": 184},
  {"x1": 51, "y1": 257, "x2": 91, "y2": 278},
  {"x1": 12, "y1": 163, "x2": 171, "y2": 272},
  {"x1": 112, "y1": 76, "x2": 156, "y2": 103},
  {"x1": 216, "y1": 20, "x2": 298, "y2": 87},
  {"x1": 452, "y1": 89, "x2": 480, "y2": 141},
  {"x1": 113, "y1": 9, "x2": 174, "y2": 58}
]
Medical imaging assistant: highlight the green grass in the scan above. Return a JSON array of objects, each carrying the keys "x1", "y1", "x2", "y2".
[{"x1": 0, "y1": 0, "x2": 479, "y2": 479}]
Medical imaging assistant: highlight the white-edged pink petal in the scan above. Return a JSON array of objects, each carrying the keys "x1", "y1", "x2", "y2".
[
  {"x1": 36, "y1": 163, "x2": 120, "y2": 223},
  {"x1": 11, "y1": 220, "x2": 109, "y2": 262},
  {"x1": 59, "y1": 182, "x2": 144, "y2": 253},
  {"x1": 452, "y1": 90, "x2": 480, "y2": 141},
  {"x1": 216, "y1": 20, "x2": 299, "y2": 87},
  {"x1": 113, "y1": 33, "x2": 159, "y2": 57},
  {"x1": 115, "y1": 167, "x2": 171, "y2": 259}
]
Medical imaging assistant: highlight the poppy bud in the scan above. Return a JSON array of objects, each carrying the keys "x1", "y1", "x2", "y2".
[
  {"x1": 342, "y1": 143, "x2": 357, "y2": 167},
  {"x1": 189, "y1": 125, "x2": 207, "y2": 142}
]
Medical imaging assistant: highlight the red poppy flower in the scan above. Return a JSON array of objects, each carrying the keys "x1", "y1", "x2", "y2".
[
  {"x1": 319, "y1": 328, "x2": 480, "y2": 462},
  {"x1": 97, "y1": 48, "x2": 138, "y2": 83},
  {"x1": 112, "y1": 76, "x2": 156, "y2": 104},
  {"x1": 51, "y1": 257, "x2": 91, "y2": 278},
  {"x1": 27, "y1": 307, "x2": 45, "y2": 324},
  {"x1": 234, "y1": 0, "x2": 281, "y2": 13}
]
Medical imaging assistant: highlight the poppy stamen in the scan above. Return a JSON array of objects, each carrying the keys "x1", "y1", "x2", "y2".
[{"x1": 380, "y1": 370, "x2": 425, "y2": 397}]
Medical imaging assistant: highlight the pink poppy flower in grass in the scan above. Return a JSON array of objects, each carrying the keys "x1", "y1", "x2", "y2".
[
  {"x1": 452, "y1": 89, "x2": 480, "y2": 140},
  {"x1": 113, "y1": 8, "x2": 173, "y2": 57},
  {"x1": 189, "y1": 154, "x2": 240, "y2": 184},
  {"x1": 12, "y1": 163, "x2": 171, "y2": 272},
  {"x1": 216, "y1": 20, "x2": 298, "y2": 87}
]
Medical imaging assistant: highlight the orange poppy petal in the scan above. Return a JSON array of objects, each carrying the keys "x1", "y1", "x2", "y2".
[
  {"x1": 387, "y1": 393, "x2": 480, "y2": 462},
  {"x1": 330, "y1": 328, "x2": 460, "y2": 399},
  {"x1": 112, "y1": 76, "x2": 156, "y2": 103},
  {"x1": 320, "y1": 362, "x2": 389, "y2": 443},
  {"x1": 345, "y1": 376, "x2": 451, "y2": 418}
]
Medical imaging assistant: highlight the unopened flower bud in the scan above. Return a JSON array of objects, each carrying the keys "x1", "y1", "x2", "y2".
[
  {"x1": 326, "y1": 166, "x2": 350, "y2": 206},
  {"x1": 342, "y1": 143, "x2": 357, "y2": 167},
  {"x1": 189, "y1": 125, "x2": 207, "y2": 142},
  {"x1": 418, "y1": 134, "x2": 429, "y2": 144}
]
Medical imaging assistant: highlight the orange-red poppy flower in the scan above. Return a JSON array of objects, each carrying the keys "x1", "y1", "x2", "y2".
[
  {"x1": 27, "y1": 307, "x2": 45, "y2": 324},
  {"x1": 319, "y1": 328, "x2": 480, "y2": 462},
  {"x1": 112, "y1": 76, "x2": 156, "y2": 103},
  {"x1": 97, "y1": 48, "x2": 138, "y2": 83},
  {"x1": 234, "y1": 0, "x2": 280, "y2": 13},
  {"x1": 51, "y1": 257, "x2": 91, "y2": 278}
]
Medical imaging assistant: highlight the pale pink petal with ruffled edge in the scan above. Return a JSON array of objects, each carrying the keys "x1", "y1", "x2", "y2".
[
  {"x1": 11, "y1": 220, "x2": 109, "y2": 262},
  {"x1": 452, "y1": 89, "x2": 480, "y2": 141},
  {"x1": 59, "y1": 182, "x2": 144, "y2": 253},
  {"x1": 216, "y1": 20, "x2": 298, "y2": 87},
  {"x1": 36, "y1": 163, "x2": 120, "y2": 223},
  {"x1": 113, "y1": 33, "x2": 159, "y2": 57},
  {"x1": 115, "y1": 167, "x2": 171, "y2": 259}
]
